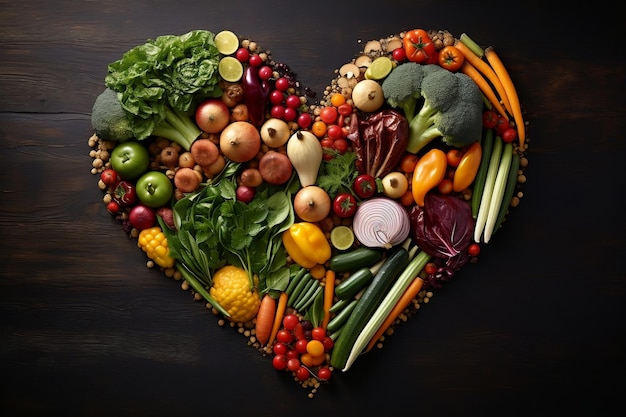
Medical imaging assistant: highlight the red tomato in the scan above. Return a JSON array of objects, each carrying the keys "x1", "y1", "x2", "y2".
[
  {"x1": 468, "y1": 243, "x2": 481, "y2": 257},
  {"x1": 494, "y1": 116, "x2": 510, "y2": 135},
  {"x1": 446, "y1": 149, "x2": 463, "y2": 168},
  {"x1": 100, "y1": 168, "x2": 119, "y2": 187},
  {"x1": 326, "y1": 124, "x2": 344, "y2": 140},
  {"x1": 320, "y1": 106, "x2": 338, "y2": 124},
  {"x1": 311, "y1": 327, "x2": 326, "y2": 341},
  {"x1": 392, "y1": 47, "x2": 407, "y2": 62},
  {"x1": 403, "y1": 29, "x2": 436, "y2": 63},
  {"x1": 501, "y1": 127, "x2": 518, "y2": 143},
  {"x1": 317, "y1": 367, "x2": 332, "y2": 381},
  {"x1": 272, "y1": 354, "x2": 288, "y2": 370},
  {"x1": 106, "y1": 201, "x2": 120, "y2": 214},
  {"x1": 337, "y1": 103, "x2": 353, "y2": 116},
  {"x1": 438, "y1": 45, "x2": 464, "y2": 72},
  {"x1": 282, "y1": 314, "x2": 299, "y2": 330},
  {"x1": 333, "y1": 193, "x2": 358, "y2": 218},
  {"x1": 276, "y1": 329, "x2": 294, "y2": 344},
  {"x1": 274, "y1": 77, "x2": 290, "y2": 91},
  {"x1": 352, "y1": 174, "x2": 377, "y2": 198},
  {"x1": 482, "y1": 110, "x2": 498, "y2": 129},
  {"x1": 332, "y1": 138, "x2": 349, "y2": 154}
]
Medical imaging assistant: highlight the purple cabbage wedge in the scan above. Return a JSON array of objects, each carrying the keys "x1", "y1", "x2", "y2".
[{"x1": 409, "y1": 193, "x2": 474, "y2": 289}]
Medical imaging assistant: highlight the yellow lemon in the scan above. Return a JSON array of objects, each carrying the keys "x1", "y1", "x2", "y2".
[
  {"x1": 218, "y1": 56, "x2": 244, "y2": 82},
  {"x1": 365, "y1": 56, "x2": 394, "y2": 80},
  {"x1": 330, "y1": 225, "x2": 355, "y2": 251}
]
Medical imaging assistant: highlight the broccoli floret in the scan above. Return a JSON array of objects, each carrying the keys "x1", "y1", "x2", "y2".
[
  {"x1": 381, "y1": 62, "x2": 425, "y2": 121},
  {"x1": 407, "y1": 65, "x2": 483, "y2": 153},
  {"x1": 91, "y1": 88, "x2": 134, "y2": 142}
]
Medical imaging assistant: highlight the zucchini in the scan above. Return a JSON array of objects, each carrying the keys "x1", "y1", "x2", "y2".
[
  {"x1": 329, "y1": 245, "x2": 410, "y2": 370},
  {"x1": 326, "y1": 298, "x2": 358, "y2": 333},
  {"x1": 471, "y1": 127, "x2": 495, "y2": 218},
  {"x1": 334, "y1": 259, "x2": 385, "y2": 300},
  {"x1": 329, "y1": 298, "x2": 352, "y2": 314},
  {"x1": 329, "y1": 247, "x2": 384, "y2": 273}
]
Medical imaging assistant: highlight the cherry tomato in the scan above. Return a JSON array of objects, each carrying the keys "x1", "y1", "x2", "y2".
[
  {"x1": 269, "y1": 90, "x2": 284, "y2": 105},
  {"x1": 270, "y1": 105, "x2": 285, "y2": 119},
  {"x1": 100, "y1": 168, "x2": 119, "y2": 187},
  {"x1": 322, "y1": 336, "x2": 334, "y2": 351},
  {"x1": 482, "y1": 110, "x2": 498, "y2": 129},
  {"x1": 274, "y1": 77, "x2": 290, "y2": 91},
  {"x1": 311, "y1": 121, "x2": 327, "y2": 138},
  {"x1": 317, "y1": 367, "x2": 332, "y2": 381},
  {"x1": 106, "y1": 201, "x2": 120, "y2": 214},
  {"x1": 468, "y1": 243, "x2": 481, "y2": 257},
  {"x1": 353, "y1": 174, "x2": 377, "y2": 199},
  {"x1": 257, "y1": 65, "x2": 273, "y2": 81},
  {"x1": 332, "y1": 138, "x2": 349, "y2": 154},
  {"x1": 272, "y1": 354, "x2": 288, "y2": 370},
  {"x1": 285, "y1": 94, "x2": 301, "y2": 109},
  {"x1": 320, "y1": 106, "x2": 338, "y2": 124},
  {"x1": 294, "y1": 338, "x2": 308, "y2": 354},
  {"x1": 293, "y1": 323, "x2": 306, "y2": 340},
  {"x1": 282, "y1": 107, "x2": 297, "y2": 122},
  {"x1": 494, "y1": 116, "x2": 510, "y2": 135},
  {"x1": 306, "y1": 340, "x2": 325, "y2": 357},
  {"x1": 437, "y1": 178, "x2": 453, "y2": 195},
  {"x1": 327, "y1": 124, "x2": 344, "y2": 140},
  {"x1": 501, "y1": 127, "x2": 518, "y2": 144},
  {"x1": 333, "y1": 193, "x2": 358, "y2": 218},
  {"x1": 320, "y1": 138, "x2": 334, "y2": 149},
  {"x1": 272, "y1": 342, "x2": 288, "y2": 356},
  {"x1": 438, "y1": 45, "x2": 464, "y2": 72},
  {"x1": 337, "y1": 103, "x2": 353, "y2": 116},
  {"x1": 297, "y1": 112, "x2": 312, "y2": 129},
  {"x1": 295, "y1": 366, "x2": 310, "y2": 381},
  {"x1": 276, "y1": 329, "x2": 294, "y2": 344},
  {"x1": 400, "y1": 153, "x2": 419, "y2": 173},
  {"x1": 235, "y1": 47, "x2": 250, "y2": 63},
  {"x1": 446, "y1": 149, "x2": 463, "y2": 168},
  {"x1": 287, "y1": 358, "x2": 301, "y2": 372},
  {"x1": 282, "y1": 314, "x2": 299, "y2": 331},
  {"x1": 424, "y1": 262, "x2": 438, "y2": 275},
  {"x1": 311, "y1": 327, "x2": 326, "y2": 341},
  {"x1": 286, "y1": 348, "x2": 300, "y2": 359},
  {"x1": 392, "y1": 47, "x2": 407, "y2": 62},
  {"x1": 248, "y1": 54, "x2": 263, "y2": 67}
]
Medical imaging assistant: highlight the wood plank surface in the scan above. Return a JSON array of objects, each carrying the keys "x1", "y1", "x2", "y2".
[{"x1": 1, "y1": 1, "x2": 624, "y2": 416}]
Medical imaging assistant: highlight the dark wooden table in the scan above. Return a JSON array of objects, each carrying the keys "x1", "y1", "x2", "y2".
[{"x1": 1, "y1": 1, "x2": 624, "y2": 416}]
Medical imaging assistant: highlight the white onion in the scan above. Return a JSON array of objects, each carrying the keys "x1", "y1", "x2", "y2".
[{"x1": 352, "y1": 197, "x2": 410, "y2": 249}]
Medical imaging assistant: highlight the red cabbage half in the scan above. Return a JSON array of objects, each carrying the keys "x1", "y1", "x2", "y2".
[{"x1": 409, "y1": 193, "x2": 474, "y2": 281}]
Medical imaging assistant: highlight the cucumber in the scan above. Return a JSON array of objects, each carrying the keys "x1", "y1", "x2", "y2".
[
  {"x1": 326, "y1": 298, "x2": 358, "y2": 333},
  {"x1": 329, "y1": 245, "x2": 410, "y2": 370},
  {"x1": 334, "y1": 259, "x2": 385, "y2": 300},
  {"x1": 329, "y1": 247, "x2": 385, "y2": 273}
]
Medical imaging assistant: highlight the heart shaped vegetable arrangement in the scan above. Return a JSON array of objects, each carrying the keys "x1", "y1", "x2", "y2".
[{"x1": 88, "y1": 28, "x2": 528, "y2": 397}]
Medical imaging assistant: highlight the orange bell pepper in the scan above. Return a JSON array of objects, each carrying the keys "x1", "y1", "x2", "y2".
[{"x1": 411, "y1": 148, "x2": 447, "y2": 206}]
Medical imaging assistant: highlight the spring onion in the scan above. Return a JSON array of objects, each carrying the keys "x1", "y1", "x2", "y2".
[{"x1": 483, "y1": 142, "x2": 513, "y2": 243}]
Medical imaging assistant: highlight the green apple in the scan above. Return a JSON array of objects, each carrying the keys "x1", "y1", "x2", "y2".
[
  {"x1": 110, "y1": 141, "x2": 150, "y2": 180},
  {"x1": 135, "y1": 171, "x2": 173, "y2": 208}
]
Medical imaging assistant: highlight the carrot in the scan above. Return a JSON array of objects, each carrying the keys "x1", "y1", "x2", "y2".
[
  {"x1": 267, "y1": 291, "x2": 288, "y2": 346},
  {"x1": 321, "y1": 270, "x2": 336, "y2": 330},
  {"x1": 364, "y1": 277, "x2": 424, "y2": 353},
  {"x1": 484, "y1": 46, "x2": 526, "y2": 148},
  {"x1": 460, "y1": 61, "x2": 509, "y2": 121},
  {"x1": 255, "y1": 294, "x2": 276, "y2": 347},
  {"x1": 455, "y1": 40, "x2": 513, "y2": 117}
]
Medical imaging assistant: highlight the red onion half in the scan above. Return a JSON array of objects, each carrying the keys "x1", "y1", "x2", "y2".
[{"x1": 352, "y1": 197, "x2": 410, "y2": 249}]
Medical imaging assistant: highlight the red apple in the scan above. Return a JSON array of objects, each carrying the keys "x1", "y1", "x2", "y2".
[{"x1": 195, "y1": 99, "x2": 230, "y2": 134}]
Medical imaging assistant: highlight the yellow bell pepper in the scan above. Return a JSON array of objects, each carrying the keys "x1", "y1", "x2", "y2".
[
  {"x1": 452, "y1": 141, "x2": 482, "y2": 192},
  {"x1": 137, "y1": 226, "x2": 175, "y2": 268},
  {"x1": 288, "y1": 222, "x2": 332, "y2": 265},
  {"x1": 283, "y1": 228, "x2": 317, "y2": 269}
]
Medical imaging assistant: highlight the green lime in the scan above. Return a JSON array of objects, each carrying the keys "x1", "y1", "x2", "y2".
[
  {"x1": 214, "y1": 30, "x2": 240, "y2": 55},
  {"x1": 330, "y1": 226, "x2": 355, "y2": 251},
  {"x1": 218, "y1": 56, "x2": 244, "y2": 82},
  {"x1": 365, "y1": 56, "x2": 394, "y2": 80}
]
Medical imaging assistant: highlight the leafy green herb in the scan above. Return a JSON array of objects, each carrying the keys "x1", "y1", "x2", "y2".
[
  {"x1": 317, "y1": 150, "x2": 358, "y2": 197},
  {"x1": 161, "y1": 172, "x2": 295, "y2": 302}
]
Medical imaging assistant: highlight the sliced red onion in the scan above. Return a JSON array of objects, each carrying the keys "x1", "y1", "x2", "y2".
[{"x1": 352, "y1": 197, "x2": 410, "y2": 249}]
